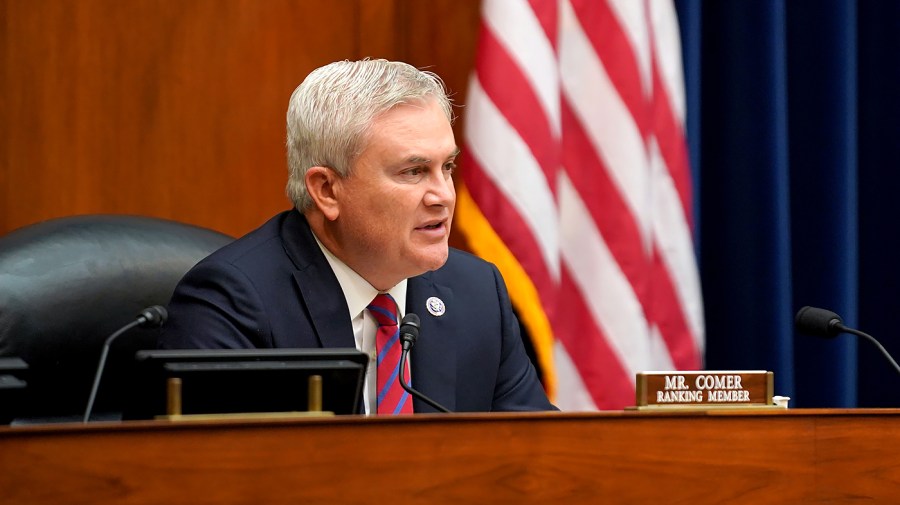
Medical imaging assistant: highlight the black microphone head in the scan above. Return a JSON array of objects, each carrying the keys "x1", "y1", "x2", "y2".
[
  {"x1": 795, "y1": 306, "x2": 843, "y2": 337},
  {"x1": 399, "y1": 313, "x2": 420, "y2": 347},
  {"x1": 137, "y1": 305, "x2": 168, "y2": 328}
]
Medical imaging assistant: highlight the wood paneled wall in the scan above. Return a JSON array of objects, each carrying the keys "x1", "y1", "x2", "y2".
[{"x1": 1, "y1": 0, "x2": 481, "y2": 238}]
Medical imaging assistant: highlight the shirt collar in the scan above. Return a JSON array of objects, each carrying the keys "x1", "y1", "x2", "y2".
[{"x1": 312, "y1": 233, "x2": 407, "y2": 320}]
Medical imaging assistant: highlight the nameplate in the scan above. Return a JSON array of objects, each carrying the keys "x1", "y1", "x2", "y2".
[{"x1": 635, "y1": 371, "x2": 774, "y2": 408}]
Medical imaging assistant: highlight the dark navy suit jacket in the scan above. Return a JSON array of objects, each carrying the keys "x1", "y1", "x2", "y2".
[{"x1": 160, "y1": 210, "x2": 555, "y2": 413}]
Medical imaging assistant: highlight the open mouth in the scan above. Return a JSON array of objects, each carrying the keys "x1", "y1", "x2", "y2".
[
  {"x1": 417, "y1": 218, "x2": 446, "y2": 230},
  {"x1": 416, "y1": 220, "x2": 447, "y2": 234}
]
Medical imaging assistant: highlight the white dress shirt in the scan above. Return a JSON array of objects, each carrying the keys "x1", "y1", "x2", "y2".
[{"x1": 312, "y1": 234, "x2": 407, "y2": 415}]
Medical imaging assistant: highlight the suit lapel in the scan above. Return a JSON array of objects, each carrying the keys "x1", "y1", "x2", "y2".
[
  {"x1": 280, "y1": 211, "x2": 355, "y2": 349},
  {"x1": 278, "y1": 210, "x2": 457, "y2": 411},
  {"x1": 406, "y1": 273, "x2": 457, "y2": 412}
]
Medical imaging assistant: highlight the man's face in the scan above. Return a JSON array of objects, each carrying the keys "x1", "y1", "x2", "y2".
[{"x1": 332, "y1": 98, "x2": 458, "y2": 290}]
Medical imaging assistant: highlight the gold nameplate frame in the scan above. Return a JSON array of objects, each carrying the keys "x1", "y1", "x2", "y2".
[{"x1": 635, "y1": 371, "x2": 775, "y2": 409}]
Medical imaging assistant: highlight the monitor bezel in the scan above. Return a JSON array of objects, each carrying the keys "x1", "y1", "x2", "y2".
[{"x1": 126, "y1": 348, "x2": 368, "y2": 419}]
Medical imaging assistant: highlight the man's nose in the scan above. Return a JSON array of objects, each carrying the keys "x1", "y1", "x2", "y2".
[{"x1": 424, "y1": 171, "x2": 455, "y2": 206}]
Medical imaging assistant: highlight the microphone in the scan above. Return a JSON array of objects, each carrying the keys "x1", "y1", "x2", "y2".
[
  {"x1": 83, "y1": 305, "x2": 168, "y2": 422},
  {"x1": 795, "y1": 306, "x2": 900, "y2": 375},
  {"x1": 398, "y1": 313, "x2": 451, "y2": 413},
  {"x1": 794, "y1": 306, "x2": 844, "y2": 337}
]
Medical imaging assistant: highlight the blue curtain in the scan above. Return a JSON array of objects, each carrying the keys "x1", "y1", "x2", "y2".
[{"x1": 674, "y1": 0, "x2": 900, "y2": 407}]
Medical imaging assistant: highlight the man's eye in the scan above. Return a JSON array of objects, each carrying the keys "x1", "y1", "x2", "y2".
[
  {"x1": 406, "y1": 167, "x2": 424, "y2": 176},
  {"x1": 444, "y1": 162, "x2": 457, "y2": 173}
]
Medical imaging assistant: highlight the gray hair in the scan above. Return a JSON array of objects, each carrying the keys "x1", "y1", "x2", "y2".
[{"x1": 286, "y1": 59, "x2": 454, "y2": 211}]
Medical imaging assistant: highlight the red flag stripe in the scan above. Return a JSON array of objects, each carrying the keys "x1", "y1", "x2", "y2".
[
  {"x1": 558, "y1": 1, "x2": 653, "y2": 245},
  {"x1": 481, "y1": 0, "x2": 561, "y2": 134},
  {"x1": 464, "y1": 74, "x2": 560, "y2": 271},
  {"x1": 651, "y1": 68, "x2": 694, "y2": 227},
  {"x1": 556, "y1": 267, "x2": 635, "y2": 409},
  {"x1": 568, "y1": 0, "x2": 653, "y2": 140},
  {"x1": 557, "y1": 172, "x2": 654, "y2": 378},
  {"x1": 528, "y1": 0, "x2": 558, "y2": 48},
  {"x1": 560, "y1": 100, "x2": 649, "y2": 299},
  {"x1": 474, "y1": 23, "x2": 559, "y2": 188},
  {"x1": 650, "y1": 246, "x2": 702, "y2": 367},
  {"x1": 462, "y1": 151, "x2": 557, "y2": 304}
]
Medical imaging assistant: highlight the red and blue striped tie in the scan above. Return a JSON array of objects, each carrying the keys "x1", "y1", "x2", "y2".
[{"x1": 367, "y1": 293, "x2": 414, "y2": 415}]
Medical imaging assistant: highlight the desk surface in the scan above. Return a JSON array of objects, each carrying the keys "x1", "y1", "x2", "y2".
[{"x1": 2, "y1": 409, "x2": 899, "y2": 504}]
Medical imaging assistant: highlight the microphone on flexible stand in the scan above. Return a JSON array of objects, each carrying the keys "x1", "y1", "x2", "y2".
[
  {"x1": 83, "y1": 305, "x2": 168, "y2": 423},
  {"x1": 794, "y1": 306, "x2": 900, "y2": 375},
  {"x1": 398, "y1": 313, "x2": 451, "y2": 413}
]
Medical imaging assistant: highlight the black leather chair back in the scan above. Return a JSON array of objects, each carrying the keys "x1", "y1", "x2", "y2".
[{"x1": 0, "y1": 215, "x2": 232, "y2": 422}]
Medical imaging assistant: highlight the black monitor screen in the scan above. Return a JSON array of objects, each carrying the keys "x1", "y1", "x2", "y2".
[
  {"x1": 0, "y1": 357, "x2": 28, "y2": 424},
  {"x1": 126, "y1": 348, "x2": 368, "y2": 419}
]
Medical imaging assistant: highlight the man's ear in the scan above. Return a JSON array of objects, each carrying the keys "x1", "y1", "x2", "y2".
[{"x1": 305, "y1": 166, "x2": 341, "y2": 221}]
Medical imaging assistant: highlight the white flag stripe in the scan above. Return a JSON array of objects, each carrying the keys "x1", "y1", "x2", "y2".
[
  {"x1": 650, "y1": 140, "x2": 705, "y2": 347},
  {"x1": 553, "y1": 339, "x2": 598, "y2": 411},
  {"x1": 607, "y1": 0, "x2": 653, "y2": 97},
  {"x1": 649, "y1": 0, "x2": 687, "y2": 126},
  {"x1": 559, "y1": 0, "x2": 652, "y2": 247},
  {"x1": 483, "y1": 0, "x2": 561, "y2": 137},
  {"x1": 559, "y1": 172, "x2": 651, "y2": 377},
  {"x1": 465, "y1": 76, "x2": 561, "y2": 279},
  {"x1": 648, "y1": 325, "x2": 677, "y2": 370}
]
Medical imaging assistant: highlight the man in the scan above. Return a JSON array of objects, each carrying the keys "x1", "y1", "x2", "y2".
[{"x1": 160, "y1": 59, "x2": 555, "y2": 414}]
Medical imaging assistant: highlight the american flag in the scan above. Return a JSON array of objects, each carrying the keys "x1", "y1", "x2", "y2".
[{"x1": 457, "y1": 0, "x2": 704, "y2": 410}]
